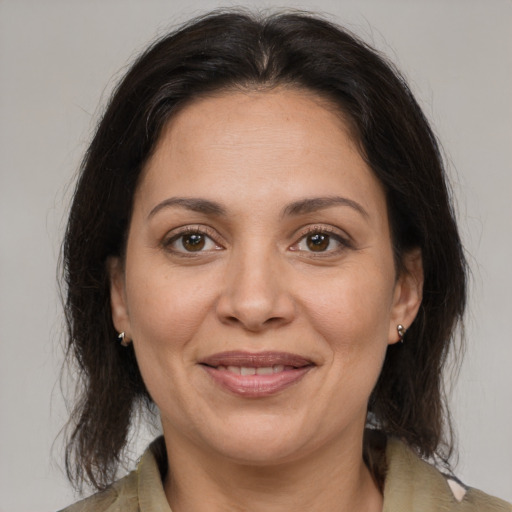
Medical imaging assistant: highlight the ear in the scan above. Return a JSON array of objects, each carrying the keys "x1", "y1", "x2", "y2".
[
  {"x1": 107, "y1": 256, "x2": 131, "y2": 340},
  {"x1": 388, "y1": 248, "x2": 423, "y2": 345}
]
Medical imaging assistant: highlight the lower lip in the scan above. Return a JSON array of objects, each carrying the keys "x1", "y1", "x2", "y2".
[{"x1": 201, "y1": 366, "x2": 312, "y2": 397}]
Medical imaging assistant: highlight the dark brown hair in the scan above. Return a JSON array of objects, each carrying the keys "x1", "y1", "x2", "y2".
[{"x1": 63, "y1": 9, "x2": 467, "y2": 491}]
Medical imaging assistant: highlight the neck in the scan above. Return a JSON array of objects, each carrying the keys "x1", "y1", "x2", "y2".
[{"x1": 163, "y1": 428, "x2": 382, "y2": 512}]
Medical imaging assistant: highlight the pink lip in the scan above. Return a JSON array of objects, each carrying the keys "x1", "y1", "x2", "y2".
[
  {"x1": 199, "y1": 351, "x2": 314, "y2": 398},
  {"x1": 200, "y1": 351, "x2": 313, "y2": 368}
]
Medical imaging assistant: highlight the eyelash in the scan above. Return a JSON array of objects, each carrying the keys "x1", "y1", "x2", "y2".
[
  {"x1": 162, "y1": 225, "x2": 352, "y2": 257},
  {"x1": 292, "y1": 225, "x2": 352, "y2": 256},
  {"x1": 162, "y1": 226, "x2": 223, "y2": 256}
]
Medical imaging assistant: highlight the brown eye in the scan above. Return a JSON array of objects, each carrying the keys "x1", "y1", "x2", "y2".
[
  {"x1": 292, "y1": 229, "x2": 347, "y2": 255},
  {"x1": 306, "y1": 233, "x2": 330, "y2": 251},
  {"x1": 165, "y1": 229, "x2": 221, "y2": 255},
  {"x1": 181, "y1": 233, "x2": 206, "y2": 251}
]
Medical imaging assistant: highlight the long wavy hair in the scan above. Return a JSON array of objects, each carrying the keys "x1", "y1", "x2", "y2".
[{"x1": 63, "y1": 9, "x2": 467, "y2": 491}]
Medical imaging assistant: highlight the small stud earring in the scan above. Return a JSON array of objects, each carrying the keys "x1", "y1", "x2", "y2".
[
  {"x1": 118, "y1": 331, "x2": 130, "y2": 347},
  {"x1": 397, "y1": 324, "x2": 407, "y2": 343}
]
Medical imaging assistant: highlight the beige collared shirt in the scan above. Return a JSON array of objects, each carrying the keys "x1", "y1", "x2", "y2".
[{"x1": 60, "y1": 437, "x2": 512, "y2": 511}]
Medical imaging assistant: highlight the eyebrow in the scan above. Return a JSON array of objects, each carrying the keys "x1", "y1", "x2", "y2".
[
  {"x1": 282, "y1": 196, "x2": 369, "y2": 218},
  {"x1": 148, "y1": 197, "x2": 226, "y2": 219},
  {"x1": 148, "y1": 195, "x2": 368, "y2": 220}
]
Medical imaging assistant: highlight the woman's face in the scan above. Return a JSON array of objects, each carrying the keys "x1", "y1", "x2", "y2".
[{"x1": 110, "y1": 88, "x2": 422, "y2": 465}]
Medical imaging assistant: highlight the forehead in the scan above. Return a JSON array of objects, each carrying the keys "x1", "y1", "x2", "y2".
[
  {"x1": 136, "y1": 88, "x2": 385, "y2": 219},
  {"x1": 157, "y1": 87, "x2": 357, "y2": 156}
]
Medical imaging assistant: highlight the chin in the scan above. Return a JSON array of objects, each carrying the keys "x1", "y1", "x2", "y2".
[{"x1": 195, "y1": 414, "x2": 328, "y2": 466}]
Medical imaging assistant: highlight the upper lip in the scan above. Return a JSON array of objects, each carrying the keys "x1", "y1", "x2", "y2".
[{"x1": 199, "y1": 351, "x2": 314, "y2": 368}]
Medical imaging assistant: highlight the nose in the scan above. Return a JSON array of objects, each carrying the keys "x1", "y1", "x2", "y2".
[{"x1": 215, "y1": 247, "x2": 296, "y2": 332}]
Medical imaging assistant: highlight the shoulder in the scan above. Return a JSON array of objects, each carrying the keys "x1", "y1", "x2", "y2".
[
  {"x1": 58, "y1": 470, "x2": 138, "y2": 512},
  {"x1": 59, "y1": 437, "x2": 170, "y2": 512},
  {"x1": 383, "y1": 437, "x2": 512, "y2": 511}
]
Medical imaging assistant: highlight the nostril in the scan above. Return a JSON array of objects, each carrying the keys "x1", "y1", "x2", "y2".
[
  {"x1": 215, "y1": 283, "x2": 296, "y2": 331},
  {"x1": 264, "y1": 316, "x2": 284, "y2": 325}
]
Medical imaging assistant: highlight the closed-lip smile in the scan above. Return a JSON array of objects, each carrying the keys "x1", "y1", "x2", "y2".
[{"x1": 199, "y1": 351, "x2": 315, "y2": 397}]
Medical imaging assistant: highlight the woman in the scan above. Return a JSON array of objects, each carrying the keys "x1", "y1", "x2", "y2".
[{"x1": 60, "y1": 10, "x2": 511, "y2": 511}]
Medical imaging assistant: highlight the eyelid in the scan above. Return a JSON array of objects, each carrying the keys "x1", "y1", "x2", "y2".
[
  {"x1": 294, "y1": 224, "x2": 351, "y2": 241},
  {"x1": 290, "y1": 224, "x2": 353, "y2": 254},
  {"x1": 162, "y1": 225, "x2": 225, "y2": 254}
]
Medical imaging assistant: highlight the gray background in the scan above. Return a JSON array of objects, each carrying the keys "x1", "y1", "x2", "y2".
[{"x1": 1, "y1": 1, "x2": 511, "y2": 510}]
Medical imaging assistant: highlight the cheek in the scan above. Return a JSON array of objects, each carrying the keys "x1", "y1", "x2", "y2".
[
  {"x1": 298, "y1": 261, "x2": 396, "y2": 390},
  {"x1": 125, "y1": 262, "x2": 219, "y2": 351},
  {"x1": 124, "y1": 264, "x2": 221, "y2": 414},
  {"x1": 304, "y1": 268, "x2": 394, "y2": 341}
]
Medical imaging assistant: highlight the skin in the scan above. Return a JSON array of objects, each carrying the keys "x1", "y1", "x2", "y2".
[{"x1": 109, "y1": 88, "x2": 423, "y2": 512}]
